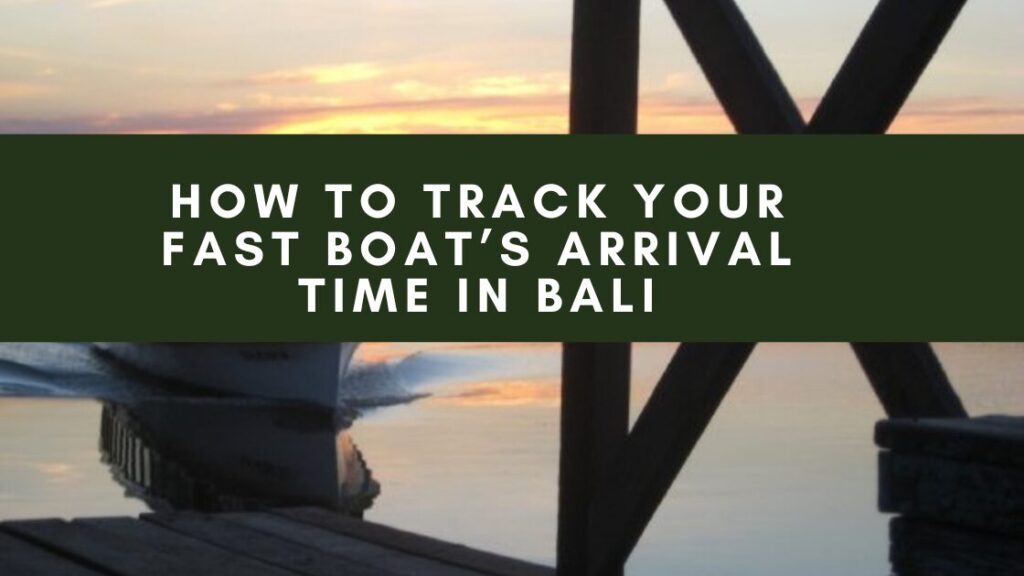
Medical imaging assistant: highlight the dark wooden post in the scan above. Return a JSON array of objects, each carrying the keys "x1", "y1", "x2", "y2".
[
  {"x1": 569, "y1": 0, "x2": 641, "y2": 133},
  {"x1": 809, "y1": 0, "x2": 968, "y2": 133},
  {"x1": 587, "y1": 343, "x2": 754, "y2": 575},
  {"x1": 852, "y1": 343, "x2": 967, "y2": 418},
  {"x1": 562, "y1": 0, "x2": 639, "y2": 569},
  {"x1": 558, "y1": 343, "x2": 631, "y2": 576},
  {"x1": 661, "y1": 0, "x2": 803, "y2": 133}
]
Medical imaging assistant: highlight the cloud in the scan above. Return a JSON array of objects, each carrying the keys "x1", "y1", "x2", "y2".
[
  {"x1": 0, "y1": 81, "x2": 52, "y2": 101},
  {"x1": 390, "y1": 73, "x2": 567, "y2": 101},
  {"x1": 889, "y1": 98, "x2": 1024, "y2": 134},
  {"x1": 89, "y1": 0, "x2": 144, "y2": 7},
  {"x1": 429, "y1": 378, "x2": 561, "y2": 408},
  {"x1": 0, "y1": 0, "x2": 148, "y2": 6},
  {"x1": 270, "y1": 95, "x2": 569, "y2": 134},
  {"x1": 0, "y1": 94, "x2": 566, "y2": 134},
  {"x1": 248, "y1": 63, "x2": 385, "y2": 86},
  {"x1": 2, "y1": 90, "x2": 1021, "y2": 135},
  {"x1": 0, "y1": 46, "x2": 46, "y2": 62}
]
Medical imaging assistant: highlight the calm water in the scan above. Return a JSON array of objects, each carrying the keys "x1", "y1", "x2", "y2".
[{"x1": 1, "y1": 342, "x2": 1022, "y2": 575}]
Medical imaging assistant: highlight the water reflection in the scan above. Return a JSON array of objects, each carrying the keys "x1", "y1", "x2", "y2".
[
  {"x1": 98, "y1": 398, "x2": 379, "y2": 516},
  {"x1": 5, "y1": 343, "x2": 1024, "y2": 575}
]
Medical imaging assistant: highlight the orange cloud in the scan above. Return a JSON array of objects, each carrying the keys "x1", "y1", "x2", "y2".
[
  {"x1": 890, "y1": 98, "x2": 1024, "y2": 134},
  {"x1": 355, "y1": 342, "x2": 556, "y2": 363},
  {"x1": 268, "y1": 94, "x2": 568, "y2": 134},
  {"x1": 429, "y1": 378, "x2": 561, "y2": 407},
  {"x1": 3, "y1": 83, "x2": 1021, "y2": 135}
]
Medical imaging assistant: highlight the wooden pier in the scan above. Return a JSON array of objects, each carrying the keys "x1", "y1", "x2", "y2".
[{"x1": 1, "y1": 507, "x2": 553, "y2": 576}]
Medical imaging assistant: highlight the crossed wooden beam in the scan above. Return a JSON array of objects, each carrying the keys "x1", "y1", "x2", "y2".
[{"x1": 560, "y1": 1, "x2": 969, "y2": 575}]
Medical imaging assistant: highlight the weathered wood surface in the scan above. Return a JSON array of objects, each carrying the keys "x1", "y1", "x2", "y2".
[
  {"x1": 879, "y1": 416, "x2": 1024, "y2": 575},
  {"x1": 275, "y1": 507, "x2": 553, "y2": 576},
  {"x1": 890, "y1": 517, "x2": 1024, "y2": 576},
  {"x1": 0, "y1": 530, "x2": 104, "y2": 576},
  {"x1": 878, "y1": 416, "x2": 1024, "y2": 538},
  {"x1": 1, "y1": 509, "x2": 552, "y2": 576},
  {"x1": 877, "y1": 415, "x2": 1024, "y2": 468},
  {"x1": 880, "y1": 451, "x2": 1024, "y2": 537},
  {"x1": 4, "y1": 517, "x2": 290, "y2": 576},
  {"x1": 6, "y1": 518, "x2": 194, "y2": 576},
  {"x1": 222, "y1": 511, "x2": 485, "y2": 576},
  {"x1": 144, "y1": 511, "x2": 386, "y2": 576}
]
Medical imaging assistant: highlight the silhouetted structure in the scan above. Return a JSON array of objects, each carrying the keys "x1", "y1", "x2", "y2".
[
  {"x1": 560, "y1": 1, "x2": 970, "y2": 575},
  {"x1": 878, "y1": 416, "x2": 1024, "y2": 575}
]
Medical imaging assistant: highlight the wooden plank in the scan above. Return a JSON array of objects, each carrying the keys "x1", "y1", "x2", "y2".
[
  {"x1": 0, "y1": 530, "x2": 104, "y2": 576},
  {"x1": 587, "y1": 343, "x2": 755, "y2": 576},
  {"x1": 569, "y1": 0, "x2": 640, "y2": 133},
  {"x1": 76, "y1": 517, "x2": 299, "y2": 576},
  {"x1": 221, "y1": 512, "x2": 479, "y2": 576},
  {"x1": 4, "y1": 516, "x2": 266, "y2": 573},
  {"x1": 5, "y1": 518, "x2": 183, "y2": 576},
  {"x1": 143, "y1": 512, "x2": 389, "y2": 576},
  {"x1": 852, "y1": 343, "x2": 967, "y2": 418},
  {"x1": 890, "y1": 517, "x2": 1024, "y2": 576},
  {"x1": 275, "y1": 508, "x2": 552, "y2": 576},
  {"x1": 808, "y1": 0, "x2": 968, "y2": 133},
  {"x1": 879, "y1": 451, "x2": 1024, "y2": 537},
  {"x1": 662, "y1": 0, "x2": 803, "y2": 133},
  {"x1": 557, "y1": 343, "x2": 630, "y2": 576},
  {"x1": 876, "y1": 416, "x2": 1024, "y2": 468}
]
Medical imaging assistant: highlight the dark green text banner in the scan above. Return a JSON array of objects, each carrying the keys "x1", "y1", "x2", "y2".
[{"x1": 0, "y1": 135, "x2": 1019, "y2": 341}]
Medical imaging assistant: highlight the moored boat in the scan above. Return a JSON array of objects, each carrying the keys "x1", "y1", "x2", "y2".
[
  {"x1": 100, "y1": 398, "x2": 378, "y2": 514},
  {"x1": 94, "y1": 342, "x2": 359, "y2": 408}
]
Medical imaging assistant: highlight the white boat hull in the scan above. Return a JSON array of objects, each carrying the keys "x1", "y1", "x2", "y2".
[
  {"x1": 94, "y1": 343, "x2": 359, "y2": 407},
  {"x1": 100, "y1": 399, "x2": 378, "y2": 513}
]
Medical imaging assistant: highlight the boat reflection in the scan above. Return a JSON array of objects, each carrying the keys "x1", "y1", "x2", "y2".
[{"x1": 99, "y1": 398, "x2": 379, "y2": 516}]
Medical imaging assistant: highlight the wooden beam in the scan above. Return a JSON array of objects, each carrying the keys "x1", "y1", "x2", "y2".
[
  {"x1": 569, "y1": 0, "x2": 641, "y2": 133},
  {"x1": 667, "y1": 3, "x2": 970, "y2": 418},
  {"x1": 662, "y1": 0, "x2": 803, "y2": 133},
  {"x1": 808, "y1": 0, "x2": 968, "y2": 133},
  {"x1": 557, "y1": 343, "x2": 631, "y2": 576},
  {"x1": 666, "y1": 2, "x2": 969, "y2": 422},
  {"x1": 852, "y1": 343, "x2": 967, "y2": 418},
  {"x1": 587, "y1": 343, "x2": 755, "y2": 576}
]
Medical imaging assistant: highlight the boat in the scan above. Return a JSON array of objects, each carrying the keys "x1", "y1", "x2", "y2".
[
  {"x1": 99, "y1": 398, "x2": 379, "y2": 515},
  {"x1": 94, "y1": 342, "x2": 359, "y2": 408}
]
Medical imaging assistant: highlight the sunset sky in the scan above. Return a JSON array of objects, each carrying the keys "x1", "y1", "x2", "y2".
[{"x1": 0, "y1": 0, "x2": 1021, "y2": 133}]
